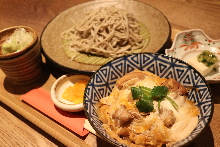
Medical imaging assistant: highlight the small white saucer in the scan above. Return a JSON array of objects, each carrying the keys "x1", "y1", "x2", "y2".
[{"x1": 51, "y1": 74, "x2": 90, "y2": 112}]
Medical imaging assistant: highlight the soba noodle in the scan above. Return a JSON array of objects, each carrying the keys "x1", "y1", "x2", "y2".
[{"x1": 61, "y1": 6, "x2": 146, "y2": 59}]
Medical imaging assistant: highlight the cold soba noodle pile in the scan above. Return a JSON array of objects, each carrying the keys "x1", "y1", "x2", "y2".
[
  {"x1": 61, "y1": 6, "x2": 148, "y2": 63},
  {"x1": 96, "y1": 70, "x2": 199, "y2": 147}
]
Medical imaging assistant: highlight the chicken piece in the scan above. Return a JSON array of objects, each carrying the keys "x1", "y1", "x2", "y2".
[
  {"x1": 168, "y1": 92, "x2": 186, "y2": 106},
  {"x1": 112, "y1": 105, "x2": 132, "y2": 127},
  {"x1": 160, "y1": 107, "x2": 176, "y2": 127},
  {"x1": 116, "y1": 71, "x2": 147, "y2": 89},
  {"x1": 117, "y1": 127, "x2": 130, "y2": 136},
  {"x1": 120, "y1": 77, "x2": 141, "y2": 90},
  {"x1": 175, "y1": 95, "x2": 186, "y2": 106},
  {"x1": 161, "y1": 78, "x2": 187, "y2": 96},
  {"x1": 129, "y1": 109, "x2": 142, "y2": 119}
]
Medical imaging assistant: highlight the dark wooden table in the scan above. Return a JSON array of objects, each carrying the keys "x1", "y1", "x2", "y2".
[{"x1": 0, "y1": 0, "x2": 220, "y2": 146}]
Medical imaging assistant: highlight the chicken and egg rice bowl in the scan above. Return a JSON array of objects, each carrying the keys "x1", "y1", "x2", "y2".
[{"x1": 96, "y1": 70, "x2": 199, "y2": 147}]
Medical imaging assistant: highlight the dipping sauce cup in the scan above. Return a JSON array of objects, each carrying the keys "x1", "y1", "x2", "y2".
[{"x1": 0, "y1": 26, "x2": 43, "y2": 84}]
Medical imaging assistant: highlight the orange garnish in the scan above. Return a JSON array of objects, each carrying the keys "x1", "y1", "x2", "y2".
[{"x1": 62, "y1": 80, "x2": 88, "y2": 104}]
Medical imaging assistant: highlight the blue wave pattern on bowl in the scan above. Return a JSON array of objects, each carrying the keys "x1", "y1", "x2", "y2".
[{"x1": 84, "y1": 53, "x2": 213, "y2": 147}]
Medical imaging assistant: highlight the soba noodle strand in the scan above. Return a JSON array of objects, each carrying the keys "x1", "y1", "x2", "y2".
[{"x1": 61, "y1": 6, "x2": 145, "y2": 59}]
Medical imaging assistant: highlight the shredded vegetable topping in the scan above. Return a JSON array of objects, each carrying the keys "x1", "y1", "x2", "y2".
[
  {"x1": 197, "y1": 50, "x2": 218, "y2": 67},
  {"x1": 2, "y1": 28, "x2": 33, "y2": 54}
]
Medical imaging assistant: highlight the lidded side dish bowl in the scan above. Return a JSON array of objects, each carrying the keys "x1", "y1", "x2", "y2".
[
  {"x1": 84, "y1": 53, "x2": 213, "y2": 147},
  {"x1": 0, "y1": 26, "x2": 43, "y2": 84}
]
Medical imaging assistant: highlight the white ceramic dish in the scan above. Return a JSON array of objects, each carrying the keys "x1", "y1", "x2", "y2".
[
  {"x1": 51, "y1": 74, "x2": 90, "y2": 112},
  {"x1": 165, "y1": 29, "x2": 220, "y2": 83}
]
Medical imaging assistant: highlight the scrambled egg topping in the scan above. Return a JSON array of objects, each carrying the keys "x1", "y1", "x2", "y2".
[{"x1": 96, "y1": 70, "x2": 199, "y2": 147}]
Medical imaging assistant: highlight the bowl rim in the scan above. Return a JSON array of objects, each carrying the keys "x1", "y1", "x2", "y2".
[
  {"x1": 0, "y1": 26, "x2": 38, "y2": 59},
  {"x1": 84, "y1": 52, "x2": 214, "y2": 147},
  {"x1": 51, "y1": 73, "x2": 90, "y2": 112}
]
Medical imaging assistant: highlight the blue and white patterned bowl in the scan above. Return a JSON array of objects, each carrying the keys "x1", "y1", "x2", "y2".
[{"x1": 84, "y1": 53, "x2": 213, "y2": 147}]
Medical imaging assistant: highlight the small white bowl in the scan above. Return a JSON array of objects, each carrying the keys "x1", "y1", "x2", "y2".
[{"x1": 51, "y1": 74, "x2": 90, "y2": 112}]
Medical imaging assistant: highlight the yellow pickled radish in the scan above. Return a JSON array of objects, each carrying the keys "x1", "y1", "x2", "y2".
[{"x1": 62, "y1": 80, "x2": 88, "y2": 104}]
